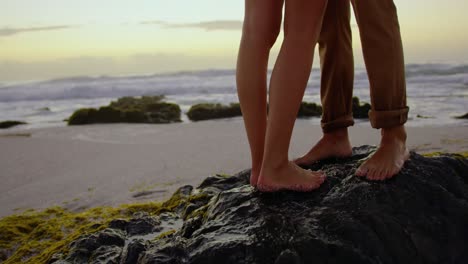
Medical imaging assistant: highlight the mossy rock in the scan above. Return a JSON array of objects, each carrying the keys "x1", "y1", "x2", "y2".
[
  {"x1": 0, "y1": 120, "x2": 27, "y2": 129},
  {"x1": 187, "y1": 103, "x2": 242, "y2": 121},
  {"x1": 352, "y1": 97, "x2": 371, "y2": 119},
  {"x1": 454, "y1": 113, "x2": 468, "y2": 119},
  {"x1": 145, "y1": 102, "x2": 182, "y2": 123},
  {"x1": 109, "y1": 95, "x2": 165, "y2": 110},
  {"x1": 94, "y1": 106, "x2": 123, "y2": 123},
  {"x1": 298, "y1": 102, "x2": 322, "y2": 117},
  {"x1": 67, "y1": 108, "x2": 98, "y2": 125},
  {"x1": 122, "y1": 109, "x2": 147, "y2": 123},
  {"x1": 68, "y1": 96, "x2": 181, "y2": 125}
]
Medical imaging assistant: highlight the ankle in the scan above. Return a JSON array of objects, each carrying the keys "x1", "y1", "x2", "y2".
[
  {"x1": 323, "y1": 128, "x2": 350, "y2": 142},
  {"x1": 381, "y1": 125, "x2": 407, "y2": 143},
  {"x1": 261, "y1": 158, "x2": 289, "y2": 172}
]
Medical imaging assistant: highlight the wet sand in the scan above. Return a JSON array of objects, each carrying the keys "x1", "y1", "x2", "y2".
[{"x1": 1, "y1": 118, "x2": 467, "y2": 217}]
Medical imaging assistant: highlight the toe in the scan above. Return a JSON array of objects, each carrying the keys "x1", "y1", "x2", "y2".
[
  {"x1": 367, "y1": 167, "x2": 378, "y2": 180},
  {"x1": 381, "y1": 168, "x2": 391, "y2": 180},
  {"x1": 378, "y1": 169, "x2": 389, "y2": 181},
  {"x1": 356, "y1": 166, "x2": 368, "y2": 177}
]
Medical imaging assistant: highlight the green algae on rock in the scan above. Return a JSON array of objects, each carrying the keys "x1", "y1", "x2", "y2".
[
  {"x1": 187, "y1": 103, "x2": 242, "y2": 121},
  {"x1": 0, "y1": 188, "x2": 205, "y2": 263},
  {"x1": 67, "y1": 95, "x2": 182, "y2": 125},
  {"x1": 0, "y1": 120, "x2": 27, "y2": 129}
]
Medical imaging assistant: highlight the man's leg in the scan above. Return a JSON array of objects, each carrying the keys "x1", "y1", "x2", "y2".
[
  {"x1": 352, "y1": 0, "x2": 410, "y2": 180},
  {"x1": 295, "y1": 0, "x2": 354, "y2": 166}
]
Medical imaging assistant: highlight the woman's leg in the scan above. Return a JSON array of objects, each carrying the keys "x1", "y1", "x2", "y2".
[
  {"x1": 236, "y1": 0, "x2": 284, "y2": 187},
  {"x1": 257, "y1": 0, "x2": 328, "y2": 192}
]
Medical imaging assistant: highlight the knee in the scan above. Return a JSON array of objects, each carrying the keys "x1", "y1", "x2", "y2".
[{"x1": 241, "y1": 15, "x2": 281, "y2": 49}]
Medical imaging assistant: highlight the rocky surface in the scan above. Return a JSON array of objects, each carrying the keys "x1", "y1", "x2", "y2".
[
  {"x1": 67, "y1": 96, "x2": 182, "y2": 125},
  {"x1": 50, "y1": 146, "x2": 468, "y2": 264},
  {"x1": 0, "y1": 120, "x2": 27, "y2": 129}
]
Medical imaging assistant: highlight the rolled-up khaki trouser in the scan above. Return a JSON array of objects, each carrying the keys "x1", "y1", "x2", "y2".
[{"x1": 318, "y1": 0, "x2": 409, "y2": 133}]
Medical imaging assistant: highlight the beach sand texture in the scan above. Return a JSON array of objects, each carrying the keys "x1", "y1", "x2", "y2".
[{"x1": 1, "y1": 118, "x2": 468, "y2": 217}]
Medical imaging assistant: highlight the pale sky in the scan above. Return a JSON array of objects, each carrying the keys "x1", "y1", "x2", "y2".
[{"x1": 1, "y1": 0, "x2": 468, "y2": 82}]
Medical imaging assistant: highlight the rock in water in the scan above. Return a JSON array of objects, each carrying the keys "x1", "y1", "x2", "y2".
[
  {"x1": 0, "y1": 120, "x2": 27, "y2": 129},
  {"x1": 455, "y1": 113, "x2": 468, "y2": 119},
  {"x1": 352, "y1": 97, "x2": 371, "y2": 119},
  {"x1": 186, "y1": 103, "x2": 242, "y2": 121},
  {"x1": 67, "y1": 95, "x2": 182, "y2": 125},
  {"x1": 55, "y1": 146, "x2": 468, "y2": 264}
]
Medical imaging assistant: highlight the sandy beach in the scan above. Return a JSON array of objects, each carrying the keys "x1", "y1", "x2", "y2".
[{"x1": 1, "y1": 118, "x2": 467, "y2": 217}]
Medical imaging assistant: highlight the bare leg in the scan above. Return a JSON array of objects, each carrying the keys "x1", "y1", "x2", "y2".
[
  {"x1": 356, "y1": 125, "x2": 409, "y2": 180},
  {"x1": 236, "y1": 0, "x2": 284, "y2": 186},
  {"x1": 257, "y1": 0, "x2": 328, "y2": 192}
]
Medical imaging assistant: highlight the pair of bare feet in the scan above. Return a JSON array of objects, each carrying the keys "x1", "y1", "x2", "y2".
[{"x1": 251, "y1": 126, "x2": 410, "y2": 192}]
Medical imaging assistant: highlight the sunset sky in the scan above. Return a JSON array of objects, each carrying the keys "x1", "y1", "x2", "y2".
[{"x1": 1, "y1": 0, "x2": 468, "y2": 82}]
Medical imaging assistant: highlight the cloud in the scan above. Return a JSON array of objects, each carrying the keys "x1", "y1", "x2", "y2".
[
  {"x1": 0, "y1": 25, "x2": 75, "y2": 37},
  {"x1": 141, "y1": 20, "x2": 242, "y2": 31}
]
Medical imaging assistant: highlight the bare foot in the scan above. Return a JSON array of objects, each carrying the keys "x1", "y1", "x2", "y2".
[
  {"x1": 356, "y1": 126, "x2": 410, "y2": 180},
  {"x1": 250, "y1": 167, "x2": 260, "y2": 187},
  {"x1": 257, "y1": 161, "x2": 326, "y2": 192},
  {"x1": 294, "y1": 128, "x2": 352, "y2": 166}
]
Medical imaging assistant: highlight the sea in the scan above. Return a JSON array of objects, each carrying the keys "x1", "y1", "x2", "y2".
[{"x1": 0, "y1": 63, "x2": 467, "y2": 130}]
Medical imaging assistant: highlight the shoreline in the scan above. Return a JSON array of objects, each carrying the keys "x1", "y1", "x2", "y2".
[{"x1": 1, "y1": 119, "x2": 468, "y2": 217}]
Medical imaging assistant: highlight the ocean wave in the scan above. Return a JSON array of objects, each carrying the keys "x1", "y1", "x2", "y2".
[
  {"x1": 0, "y1": 64, "x2": 467, "y2": 103},
  {"x1": 406, "y1": 63, "x2": 468, "y2": 77}
]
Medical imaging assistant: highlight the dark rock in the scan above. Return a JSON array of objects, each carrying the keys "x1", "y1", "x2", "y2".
[
  {"x1": 120, "y1": 239, "x2": 147, "y2": 264},
  {"x1": 187, "y1": 103, "x2": 242, "y2": 121},
  {"x1": 0, "y1": 248, "x2": 8, "y2": 262},
  {"x1": 161, "y1": 185, "x2": 194, "y2": 214},
  {"x1": 96, "y1": 229, "x2": 125, "y2": 247},
  {"x1": 67, "y1": 95, "x2": 182, "y2": 125},
  {"x1": 352, "y1": 97, "x2": 371, "y2": 119},
  {"x1": 58, "y1": 146, "x2": 468, "y2": 264},
  {"x1": 64, "y1": 229, "x2": 125, "y2": 263},
  {"x1": 108, "y1": 219, "x2": 129, "y2": 231},
  {"x1": 297, "y1": 102, "x2": 322, "y2": 117},
  {"x1": 455, "y1": 113, "x2": 468, "y2": 119},
  {"x1": 47, "y1": 253, "x2": 65, "y2": 264},
  {"x1": 126, "y1": 214, "x2": 162, "y2": 236},
  {"x1": 90, "y1": 245, "x2": 122, "y2": 263},
  {"x1": 0, "y1": 120, "x2": 27, "y2": 129},
  {"x1": 274, "y1": 249, "x2": 303, "y2": 264}
]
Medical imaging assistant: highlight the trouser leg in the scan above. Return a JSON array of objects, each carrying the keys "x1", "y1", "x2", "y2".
[
  {"x1": 352, "y1": 0, "x2": 409, "y2": 129},
  {"x1": 318, "y1": 0, "x2": 355, "y2": 133}
]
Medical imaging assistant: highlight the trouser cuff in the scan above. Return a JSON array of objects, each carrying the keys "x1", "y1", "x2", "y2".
[
  {"x1": 321, "y1": 114, "x2": 355, "y2": 133},
  {"x1": 369, "y1": 107, "x2": 409, "y2": 129}
]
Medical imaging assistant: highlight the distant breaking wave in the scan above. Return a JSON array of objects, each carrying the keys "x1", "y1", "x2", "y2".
[{"x1": 0, "y1": 64, "x2": 467, "y2": 103}]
